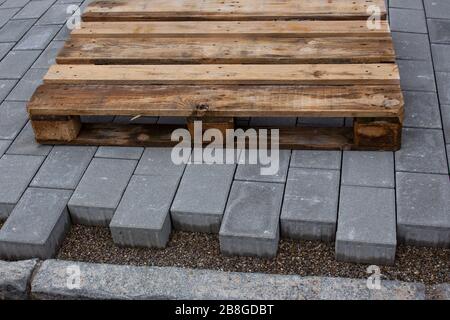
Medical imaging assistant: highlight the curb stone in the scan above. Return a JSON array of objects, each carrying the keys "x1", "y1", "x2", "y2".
[{"x1": 0, "y1": 259, "x2": 38, "y2": 300}]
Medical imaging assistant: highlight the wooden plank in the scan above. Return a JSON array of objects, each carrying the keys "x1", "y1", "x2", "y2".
[
  {"x1": 44, "y1": 64, "x2": 400, "y2": 85},
  {"x1": 28, "y1": 84, "x2": 404, "y2": 118},
  {"x1": 57, "y1": 37, "x2": 395, "y2": 65},
  {"x1": 71, "y1": 20, "x2": 391, "y2": 38},
  {"x1": 36, "y1": 123, "x2": 355, "y2": 150},
  {"x1": 83, "y1": 0, "x2": 387, "y2": 21}
]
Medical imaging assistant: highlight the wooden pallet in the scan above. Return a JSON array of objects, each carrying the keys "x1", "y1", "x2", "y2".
[{"x1": 28, "y1": 0, "x2": 404, "y2": 150}]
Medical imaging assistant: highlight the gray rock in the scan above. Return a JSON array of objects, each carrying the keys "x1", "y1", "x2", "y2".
[
  {"x1": 403, "y1": 91, "x2": 442, "y2": 129},
  {"x1": 389, "y1": 8, "x2": 427, "y2": 33},
  {"x1": 0, "y1": 19, "x2": 35, "y2": 42},
  {"x1": 397, "y1": 60, "x2": 436, "y2": 92},
  {"x1": 13, "y1": 0, "x2": 55, "y2": 19},
  {"x1": 95, "y1": 146, "x2": 143, "y2": 160},
  {"x1": 0, "y1": 50, "x2": 41, "y2": 79},
  {"x1": 336, "y1": 186, "x2": 397, "y2": 265},
  {"x1": 395, "y1": 128, "x2": 448, "y2": 174},
  {"x1": 110, "y1": 175, "x2": 179, "y2": 248},
  {"x1": 6, "y1": 122, "x2": 53, "y2": 156},
  {"x1": 14, "y1": 25, "x2": 60, "y2": 50},
  {"x1": 69, "y1": 158, "x2": 137, "y2": 226},
  {"x1": 281, "y1": 168, "x2": 339, "y2": 241},
  {"x1": 31, "y1": 146, "x2": 97, "y2": 189},
  {"x1": 30, "y1": 260, "x2": 426, "y2": 300},
  {"x1": 6, "y1": 68, "x2": 47, "y2": 102},
  {"x1": 0, "y1": 188, "x2": 72, "y2": 260},
  {"x1": 342, "y1": 151, "x2": 394, "y2": 188},
  {"x1": 219, "y1": 181, "x2": 284, "y2": 257},
  {"x1": 171, "y1": 163, "x2": 235, "y2": 233},
  {"x1": 431, "y1": 44, "x2": 450, "y2": 72},
  {"x1": 392, "y1": 32, "x2": 431, "y2": 61},
  {"x1": 32, "y1": 40, "x2": 65, "y2": 69},
  {"x1": 0, "y1": 102, "x2": 28, "y2": 140},
  {"x1": 0, "y1": 259, "x2": 38, "y2": 300},
  {"x1": 436, "y1": 72, "x2": 450, "y2": 105},
  {"x1": 396, "y1": 172, "x2": 450, "y2": 248},
  {"x1": 424, "y1": 0, "x2": 450, "y2": 19},
  {"x1": 135, "y1": 147, "x2": 186, "y2": 179},
  {"x1": 235, "y1": 150, "x2": 290, "y2": 183},
  {"x1": 0, "y1": 155, "x2": 44, "y2": 219},
  {"x1": 428, "y1": 19, "x2": 450, "y2": 44},
  {"x1": 290, "y1": 150, "x2": 341, "y2": 170}
]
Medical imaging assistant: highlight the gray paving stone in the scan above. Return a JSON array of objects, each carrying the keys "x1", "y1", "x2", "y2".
[
  {"x1": 280, "y1": 168, "x2": 339, "y2": 241},
  {"x1": 31, "y1": 146, "x2": 96, "y2": 189},
  {"x1": 135, "y1": 147, "x2": 186, "y2": 179},
  {"x1": 14, "y1": 25, "x2": 60, "y2": 50},
  {"x1": 0, "y1": 8, "x2": 19, "y2": 28},
  {"x1": 0, "y1": 139, "x2": 11, "y2": 157},
  {"x1": 297, "y1": 117, "x2": 344, "y2": 127},
  {"x1": 219, "y1": 181, "x2": 284, "y2": 257},
  {"x1": 0, "y1": 80, "x2": 16, "y2": 102},
  {"x1": 336, "y1": 186, "x2": 396, "y2": 265},
  {"x1": 0, "y1": 259, "x2": 37, "y2": 300},
  {"x1": 110, "y1": 175, "x2": 179, "y2": 248},
  {"x1": 0, "y1": 50, "x2": 41, "y2": 79},
  {"x1": 171, "y1": 163, "x2": 235, "y2": 233},
  {"x1": 424, "y1": 0, "x2": 450, "y2": 19},
  {"x1": 389, "y1": 8, "x2": 428, "y2": 33},
  {"x1": 390, "y1": 0, "x2": 423, "y2": 9},
  {"x1": 13, "y1": 0, "x2": 56, "y2": 20},
  {"x1": 53, "y1": 24, "x2": 70, "y2": 40},
  {"x1": 235, "y1": 149, "x2": 290, "y2": 183},
  {"x1": 396, "y1": 172, "x2": 450, "y2": 248},
  {"x1": 30, "y1": 260, "x2": 427, "y2": 300},
  {"x1": 403, "y1": 91, "x2": 442, "y2": 129},
  {"x1": 391, "y1": 32, "x2": 431, "y2": 60},
  {"x1": 68, "y1": 158, "x2": 137, "y2": 226},
  {"x1": 0, "y1": 19, "x2": 35, "y2": 42},
  {"x1": 0, "y1": 187, "x2": 71, "y2": 259},
  {"x1": 249, "y1": 117, "x2": 296, "y2": 127},
  {"x1": 36, "y1": 4, "x2": 74, "y2": 25},
  {"x1": 0, "y1": 42, "x2": 13, "y2": 60},
  {"x1": 428, "y1": 18, "x2": 450, "y2": 44},
  {"x1": 95, "y1": 146, "x2": 143, "y2": 160},
  {"x1": 290, "y1": 150, "x2": 341, "y2": 170},
  {"x1": 0, "y1": 101, "x2": 28, "y2": 140},
  {"x1": 436, "y1": 72, "x2": 450, "y2": 105},
  {"x1": 0, "y1": 155, "x2": 44, "y2": 219},
  {"x1": 447, "y1": 146, "x2": 450, "y2": 171},
  {"x1": 6, "y1": 68, "x2": 47, "y2": 101},
  {"x1": 442, "y1": 104, "x2": 450, "y2": 142},
  {"x1": 31, "y1": 40, "x2": 64, "y2": 69},
  {"x1": 431, "y1": 44, "x2": 450, "y2": 72},
  {"x1": 342, "y1": 151, "x2": 394, "y2": 188},
  {"x1": 395, "y1": 128, "x2": 448, "y2": 174},
  {"x1": 397, "y1": 60, "x2": 436, "y2": 92},
  {"x1": 0, "y1": 0, "x2": 29, "y2": 9},
  {"x1": 6, "y1": 122, "x2": 53, "y2": 156}
]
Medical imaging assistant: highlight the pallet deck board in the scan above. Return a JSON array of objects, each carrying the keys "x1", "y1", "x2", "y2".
[
  {"x1": 27, "y1": 0, "x2": 404, "y2": 151},
  {"x1": 71, "y1": 21, "x2": 391, "y2": 38},
  {"x1": 82, "y1": 0, "x2": 387, "y2": 21},
  {"x1": 57, "y1": 37, "x2": 395, "y2": 65},
  {"x1": 29, "y1": 84, "x2": 403, "y2": 118}
]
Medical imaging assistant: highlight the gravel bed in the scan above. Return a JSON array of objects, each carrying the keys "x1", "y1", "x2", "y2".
[{"x1": 57, "y1": 225, "x2": 449, "y2": 285}]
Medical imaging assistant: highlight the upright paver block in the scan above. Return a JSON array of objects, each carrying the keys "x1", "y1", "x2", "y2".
[
  {"x1": 14, "y1": 25, "x2": 60, "y2": 50},
  {"x1": 13, "y1": 0, "x2": 55, "y2": 20},
  {"x1": 171, "y1": 163, "x2": 235, "y2": 233},
  {"x1": 6, "y1": 68, "x2": 47, "y2": 102},
  {"x1": 6, "y1": 122, "x2": 52, "y2": 156},
  {"x1": 0, "y1": 155, "x2": 44, "y2": 219},
  {"x1": 424, "y1": 0, "x2": 450, "y2": 19},
  {"x1": 0, "y1": 259, "x2": 38, "y2": 300},
  {"x1": 0, "y1": 51, "x2": 41, "y2": 79},
  {"x1": 428, "y1": 19, "x2": 450, "y2": 44},
  {"x1": 336, "y1": 186, "x2": 396, "y2": 265},
  {"x1": 402, "y1": 91, "x2": 442, "y2": 129},
  {"x1": 0, "y1": 188, "x2": 72, "y2": 260},
  {"x1": 219, "y1": 181, "x2": 284, "y2": 258},
  {"x1": 0, "y1": 80, "x2": 16, "y2": 101},
  {"x1": 396, "y1": 172, "x2": 450, "y2": 248},
  {"x1": 31, "y1": 146, "x2": 97, "y2": 189},
  {"x1": 0, "y1": 102, "x2": 28, "y2": 140},
  {"x1": 235, "y1": 150, "x2": 290, "y2": 183},
  {"x1": 68, "y1": 158, "x2": 137, "y2": 226},
  {"x1": 0, "y1": 19, "x2": 35, "y2": 43},
  {"x1": 389, "y1": 8, "x2": 427, "y2": 33},
  {"x1": 32, "y1": 40, "x2": 65, "y2": 69},
  {"x1": 110, "y1": 175, "x2": 179, "y2": 248},
  {"x1": 135, "y1": 147, "x2": 186, "y2": 179},
  {"x1": 36, "y1": 4, "x2": 75, "y2": 25},
  {"x1": 290, "y1": 150, "x2": 341, "y2": 170},
  {"x1": 397, "y1": 60, "x2": 436, "y2": 92},
  {"x1": 391, "y1": 32, "x2": 431, "y2": 61},
  {"x1": 342, "y1": 151, "x2": 394, "y2": 188},
  {"x1": 281, "y1": 168, "x2": 339, "y2": 241}
]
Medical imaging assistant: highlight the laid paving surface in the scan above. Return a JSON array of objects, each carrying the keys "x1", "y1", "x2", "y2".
[{"x1": 0, "y1": 0, "x2": 449, "y2": 268}]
